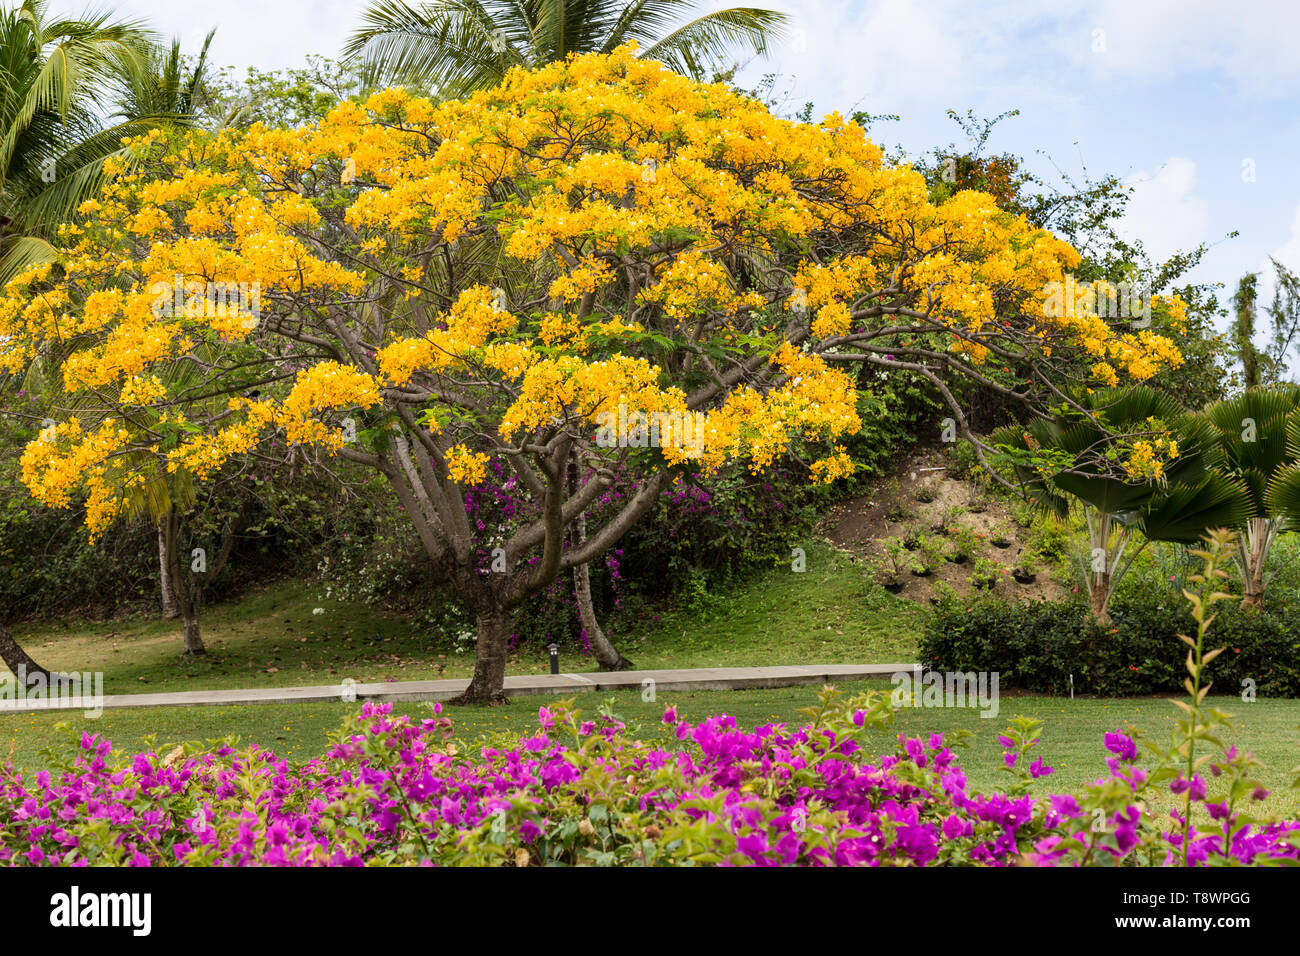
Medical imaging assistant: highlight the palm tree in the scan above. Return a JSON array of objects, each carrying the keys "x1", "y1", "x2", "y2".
[
  {"x1": 1203, "y1": 386, "x2": 1300, "y2": 608},
  {"x1": 113, "y1": 28, "x2": 219, "y2": 128},
  {"x1": 994, "y1": 386, "x2": 1252, "y2": 624},
  {"x1": 344, "y1": 0, "x2": 789, "y2": 95},
  {"x1": 0, "y1": 0, "x2": 165, "y2": 281}
]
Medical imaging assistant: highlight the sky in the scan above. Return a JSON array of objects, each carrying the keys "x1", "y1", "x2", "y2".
[{"x1": 53, "y1": 0, "x2": 1300, "y2": 318}]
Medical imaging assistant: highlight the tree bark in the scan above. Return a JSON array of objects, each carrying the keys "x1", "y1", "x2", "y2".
[
  {"x1": 181, "y1": 613, "x2": 204, "y2": 655},
  {"x1": 158, "y1": 522, "x2": 179, "y2": 619},
  {"x1": 1085, "y1": 508, "x2": 1116, "y2": 627},
  {"x1": 1242, "y1": 517, "x2": 1269, "y2": 609},
  {"x1": 164, "y1": 511, "x2": 206, "y2": 655},
  {"x1": 573, "y1": 560, "x2": 632, "y2": 670},
  {"x1": 0, "y1": 624, "x2": 53, "y2": 683},
  {"x1": 568, "y1": 455, "x2": 632, "y2": 671},
  {"x1": 1088, "y1": 573, "x2": 1112, "y2": 627},
  {"x1": 451, "y1": 608, "x2": 511, "y2": 705}
]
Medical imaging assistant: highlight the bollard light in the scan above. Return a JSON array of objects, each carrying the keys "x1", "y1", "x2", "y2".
[{"x1": 548, "y1": 643, "x2": 560, "y2": 675}]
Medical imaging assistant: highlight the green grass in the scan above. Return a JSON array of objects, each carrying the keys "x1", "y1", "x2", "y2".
[
  {"x1": 5, "y1": 541, "x2": 922, "y2": 695},
  {"x1": 4, "y1": 681, "x2": 1298, "y2": 816},
  {"x1": 610, "y1": 542, "x2": 924, "y2": 669}
]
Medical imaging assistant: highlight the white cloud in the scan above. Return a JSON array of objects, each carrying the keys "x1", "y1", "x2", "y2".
[
  {"x1": 1067, "y1": 0, "x2": 1300, "y2": 94},
  {"x1": 1270, "y1": 206, "x2": 1300, "y2": 275},
  {"x1": 1115, "y1": 157, "x2": 1209, "y2": 262},
  {"x1": 1254, "y1": 203, "x2": 1300, "y2": 306},
  {"x1": 61, "y1": 0, "x2": 359, "y2": 72}
]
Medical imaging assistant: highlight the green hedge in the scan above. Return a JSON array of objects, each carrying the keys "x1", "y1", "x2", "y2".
[{"x1": 921, "y1": 594, "x2": 1300, "y2": 698}]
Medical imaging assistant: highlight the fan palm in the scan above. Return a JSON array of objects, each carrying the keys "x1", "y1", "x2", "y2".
[
  {"x1": 344, "y1": 0, "x2": 789, "y2": 94},
  {"x1": 1203, "y1": 386, "x2": 1300, "y2": 607},
  {"x1": 993, "y1": 386, "x2": 1251, "y2": 624}
]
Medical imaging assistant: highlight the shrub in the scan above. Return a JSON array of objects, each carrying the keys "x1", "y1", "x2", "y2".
[
  {"x1": 914, "y1": 478, "x2": 939, "y2": 503},
  {"x1": 2, "y1": 683, "x2": 1295, "y2": 867},
  {"x1": 909, "y1": 533, "x2": 947, "y2": 575},
  {"x1": 946, "y1": 439, "x2": 981, "y2": 480},
  {"x1": 968, "y1": 556, "x2": 1003, "y2": 591},
  {"x1": 946, "y1": 523, "x2": 980, "y2": 564},
  {"x1": 923, "y1": 593, "x2": 1300, "y2": 697}
]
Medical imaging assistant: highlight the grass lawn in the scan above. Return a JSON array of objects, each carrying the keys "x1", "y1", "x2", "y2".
[
  {"x1": 4, "y1": 680, "x2": 1297, "y2": 817},
  {"x1": 5, "y1": 542, "x2": 921, "y2": 695}
]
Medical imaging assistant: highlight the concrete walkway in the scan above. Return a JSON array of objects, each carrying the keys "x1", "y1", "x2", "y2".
[{"x1": 0, "y1": 663, "x2": 911, "y2": 713}]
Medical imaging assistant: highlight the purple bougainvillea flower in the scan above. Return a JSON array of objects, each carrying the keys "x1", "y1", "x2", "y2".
[
  {"x1": 1170, "y1": 773, "x2": 1208, "y2": 801},
  {"x1": 1103, "y1": 730, "x2": 1137, "y2": 762},
  {"x1": 2, "y1": 686, "x2": 1296, "y2": 869},
  {"x1": 737, "y1": 833, "x2": 769, "y2": 861},
  {"x1": 519, "y1": 819, "x2": 543, "y2": 842},
  {"x1": 904, "y1": 738, "x2": 927, "y2": 768},
  {"x1": 942, "y1": 814, "x2": 972, "y2": 839},
  {"x1": 1049, "y1": 794, "x2": 1083, "y2": 819}
]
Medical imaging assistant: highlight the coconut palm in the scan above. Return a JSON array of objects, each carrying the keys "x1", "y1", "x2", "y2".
[
  {"x1": 0, "y1": 0, "x2": 166, "y2": 281},
  {"x1": 993, "y1": 386, "x2": 1252, "y2": 624},
  {"x1": 1203, "y1": 386, "x2": 1300, "y2": 608},
  {"x1": 113, "y1": 28, "x2": 219, "y2": 128},
  {"x1": 344, "y1": 0, "x2": 789, "y2": 94}
]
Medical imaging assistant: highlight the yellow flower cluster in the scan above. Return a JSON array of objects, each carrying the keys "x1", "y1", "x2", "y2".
[
  {"x1": 165, "y1": 399, "x2": 278, "y2": 479},
  {"x1": 692, "y1": 343, "x2": 861, "y2": 477},
  {"x1": 638, "y1": 250, "x2": 760, "y2": 322},
  {"x1": 378, "y1": 285, "x2": 516, "y2": 382},
  {"x1": 500, "y1": 354, "x2": 688, "y2": 444},
  {"x1": 281, "y1": 363, "x2": 383, "y2": 448},
  {"x1": 19, "y1": 420, "x2": 130, "y2": 538},
  {"x1": 444, "y1": 444, "x2": 490, "y2": 485},
  {"x1": 1124, "y1": 437, "x2": 1179, "y2": 481},
  {"x1": 548, "y1": 260, "x2": 616, "y2": 303}
]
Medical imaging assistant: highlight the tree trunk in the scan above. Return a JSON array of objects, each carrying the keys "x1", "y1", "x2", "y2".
[
  {"x1": 1084, "y1": 507, "x2": 1117, "y2": 627},
  {"x1": 1088, "y1": 571, "x2": 1111, "y2": 627},
  {"x1": 158, "y1": 523, "x2": 179, "y2": 619},
  {"x1": 0, "y1": 624, "x2": 53, "y2": 683},
  {"x1": 164, "y1": 511, "x2": 206, "y2": 655},
  {"x1": 175, "y1": 579, "x2": 205, "y2": 656},
  {"x1": 568, "y1": 454, "x2": 632, "y2": 671},
  {"x1": 1242, "y1": 517, "x2": 1269, "y2": 609},
  {"x1": 450, "y1": 608, "x2": 511, "y2": 705},
  {"x1": 574, "y1": 561, "x2": 632, "y2": 671}
]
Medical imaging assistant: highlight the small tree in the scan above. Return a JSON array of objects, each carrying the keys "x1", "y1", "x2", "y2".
[{"x1": 1232, "y1": 273, "x2": 1261, "y2": 389}]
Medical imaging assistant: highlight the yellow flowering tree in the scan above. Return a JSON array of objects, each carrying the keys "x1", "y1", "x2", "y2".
[
  {"x1": 15, "y1": 358, "x2": 264, "y2": 654},
  {"x1": 1, "y1": 48, "x2": 1187, "y2": 701}
]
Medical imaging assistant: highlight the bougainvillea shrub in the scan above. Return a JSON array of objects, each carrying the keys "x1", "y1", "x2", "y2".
[{"x1": 1, "y1": 689, "x2": 1293, "y2": 867}]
